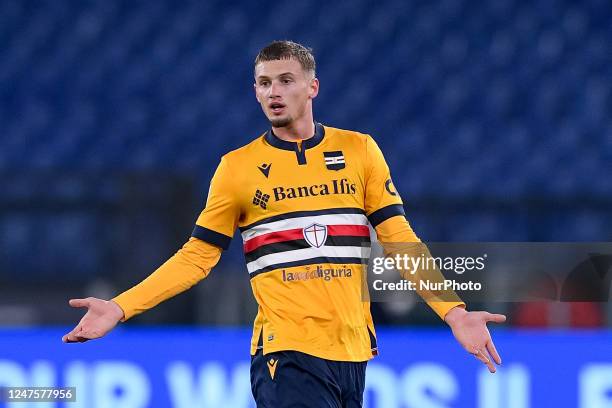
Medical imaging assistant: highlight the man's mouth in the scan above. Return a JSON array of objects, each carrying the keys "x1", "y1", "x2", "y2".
[{"x1": 269, "y1": 103, "x2": 286, "y2": 114}]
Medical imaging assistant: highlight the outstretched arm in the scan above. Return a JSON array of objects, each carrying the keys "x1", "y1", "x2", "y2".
[
  {"x1": 63, "y1": 155, "x2": 240, "y2": 343},
  {"x1": 363, "y1": 134, "x2": 506, "y2": 373},
  {"x1": 62, "y1": 237, "x2": 221, "y2": 343},
  {"x1": 375, "y1": 216, "x2": 507, "y2": 372}
]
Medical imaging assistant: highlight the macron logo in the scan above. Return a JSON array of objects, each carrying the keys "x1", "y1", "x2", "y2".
[{"x1": 258, "y1": 163, "x2": 272, "y2": 178}]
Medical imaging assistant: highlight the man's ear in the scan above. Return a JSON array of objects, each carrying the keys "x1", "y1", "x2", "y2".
[
  {"x1": 309, "y1": 77, "x2": 319, "y2": 99},
  {"x1": 254, "y1": 83, "x2": 260, "y2": 102}
]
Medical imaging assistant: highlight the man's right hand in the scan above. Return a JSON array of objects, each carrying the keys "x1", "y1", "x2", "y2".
[{"x1": 62, "y1": 297, "x2": 125, "y2": 343}]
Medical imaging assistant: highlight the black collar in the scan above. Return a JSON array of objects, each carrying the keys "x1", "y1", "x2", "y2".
[{"x1": 265, "y1": 122, "x2": 325, "y2": 151}]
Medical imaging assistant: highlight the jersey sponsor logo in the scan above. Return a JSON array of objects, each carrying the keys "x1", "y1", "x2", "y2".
[
  {"x1": 324, "y1": 151, "x2": 345, "y2": 170},
  {"x1": 385, "y1": 178, "x2": 397, "y2": 196},
  {"x1": 252, "y1": 189, "x2": 270, "y2": 209},
  {"x1": 302, "y1": 223, "x2": 328, "y2": 248},
  {"x1": 281, "y1": 265, "x2": 353, "y2": 282},
  {"x1": 258, "y1": 163, "x2": 272, "y2": 178},
  {"x1": 272, "y1": 178, "x2": 356, "y2": 201}
]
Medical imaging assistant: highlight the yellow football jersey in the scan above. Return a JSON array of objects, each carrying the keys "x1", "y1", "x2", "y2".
[
  {"x1": 113, "y1": 122, "x2": 464, "y2": 362},
  {"x1": 193, "y1": 123, "x2": 417, "y2": 361}
]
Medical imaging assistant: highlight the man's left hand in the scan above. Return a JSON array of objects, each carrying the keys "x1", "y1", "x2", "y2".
[{"x1": 444, "y1": 306, "x2": 506, "y2": 373}]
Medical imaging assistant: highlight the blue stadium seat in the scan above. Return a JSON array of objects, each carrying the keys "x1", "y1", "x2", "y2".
[{"x1": 0, "y1": 0, "x2": 610, "y2": 245}]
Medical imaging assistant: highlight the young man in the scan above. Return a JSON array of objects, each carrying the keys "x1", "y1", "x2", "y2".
[{"x1": 63, "y1": 41, "x2": 505, "y2": 407}]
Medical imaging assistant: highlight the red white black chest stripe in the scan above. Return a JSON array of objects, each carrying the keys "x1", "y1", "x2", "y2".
[{"x1": 239, "y1": 208, "x2": 372, "y2": 278}]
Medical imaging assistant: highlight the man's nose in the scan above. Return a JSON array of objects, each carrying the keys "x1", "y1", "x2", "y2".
[{"x1": 268, "y1": 81, "x2": 281, "y2": 97}]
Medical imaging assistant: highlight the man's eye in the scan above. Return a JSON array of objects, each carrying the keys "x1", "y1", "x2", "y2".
[
  {"x1": 260, "y1": 81, "x2": 270, "y2": 86},
  {"x1": 282, "y1": 79, "x2": 292, "y2": 84}
]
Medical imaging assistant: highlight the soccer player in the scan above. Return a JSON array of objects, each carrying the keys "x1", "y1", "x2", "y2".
[{"x1": 63, "y1": 41, "x2": 506, "y2": 407}]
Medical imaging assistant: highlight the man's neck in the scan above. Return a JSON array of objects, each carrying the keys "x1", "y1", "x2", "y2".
[{"x1": 272, "y1": 118, "x2": 315, "y2": 142}]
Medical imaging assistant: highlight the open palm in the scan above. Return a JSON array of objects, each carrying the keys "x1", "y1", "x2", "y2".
[
  {"x1": 62, "y1": 297, "x2": 124, "y2": 343},
  {"x1": 445, "y1": 308, "x2": 506, "y2": 373}
]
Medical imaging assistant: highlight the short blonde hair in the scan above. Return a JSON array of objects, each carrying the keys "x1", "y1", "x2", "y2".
[{"x1": 254, "y1": 40, "x2": 316, "y2": 77}]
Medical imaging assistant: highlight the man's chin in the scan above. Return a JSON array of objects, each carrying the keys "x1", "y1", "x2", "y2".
[{"x1": 270, "y1": 116, "x2": 292, "y2": 128}]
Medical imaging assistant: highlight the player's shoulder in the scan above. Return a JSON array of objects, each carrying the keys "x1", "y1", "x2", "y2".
[
  {"x1": 322, "y1": 124, "x2": 375, "y2": 150},
  {"x1": 321, "y1": 125, "x2": 373, "y2": 150},
  {"x1": 323, "y1": 124, "x2": 370, "y2": 141},
  {"x1": 220, "y1": 132, "x2": 268, "y2": 164}
]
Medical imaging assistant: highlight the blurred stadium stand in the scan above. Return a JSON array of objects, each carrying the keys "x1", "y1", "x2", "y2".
[{"x1": 0, "y1": 0, "x2": 610, "y2": 326}]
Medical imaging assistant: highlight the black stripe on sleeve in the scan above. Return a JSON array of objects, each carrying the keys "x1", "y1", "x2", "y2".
[
  {"x1": 256, "y1": 328, "x2": 263, "y2": 350},
  {"x1": 367, "y1": 204, "x2": 406, "y2": 227},
  {"x1": 191, "y1": 225, "x2": 232, "y2": 250},
  {"x1": 368, "y1": 327, "x2": 378, "y2": 355}
]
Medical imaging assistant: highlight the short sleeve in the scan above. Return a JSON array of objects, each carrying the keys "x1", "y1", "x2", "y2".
[
  {"x1": 192, "y1": 156, "x2": 240, "y2": 250},
  {"x1": 364, "y1": 135, "x2": 405, "y2": 227}
]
